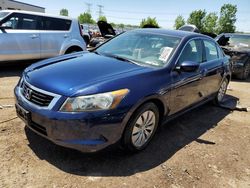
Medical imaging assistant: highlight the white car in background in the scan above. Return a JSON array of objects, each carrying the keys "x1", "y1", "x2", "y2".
[{"x1": 0, "y1": 10, "x2": 86, "y2": 63}]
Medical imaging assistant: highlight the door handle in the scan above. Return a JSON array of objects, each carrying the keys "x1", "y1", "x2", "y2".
[
  {"x1": 29, "y1": 34, "x2": 38, "y2": 39},
  {"x1": 64, "y1": 34, "x2": 69, "y2": 38}
]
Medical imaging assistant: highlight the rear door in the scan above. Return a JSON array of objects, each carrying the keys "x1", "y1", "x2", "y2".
[
  {"x1": 39, "y1": 16, "x2": 72, "y2": 58},
  {"x1": 200, "y1": 39, "x2": 224, "y2": 97},
  {"x1": 0, "y1": 13, "x2": 40, "y2": 61},
  {"x1": 170, "y1": 39, "x2": 205, "y2": 115}
]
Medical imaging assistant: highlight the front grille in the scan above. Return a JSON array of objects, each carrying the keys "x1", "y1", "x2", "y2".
[{"x1": 21, "y1": 81, "x2": 54, "y2": 107}]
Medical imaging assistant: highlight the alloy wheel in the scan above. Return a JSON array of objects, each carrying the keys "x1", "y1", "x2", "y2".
[{"x1": 131, "y1": 110, "x2": 156, "y2": 148}]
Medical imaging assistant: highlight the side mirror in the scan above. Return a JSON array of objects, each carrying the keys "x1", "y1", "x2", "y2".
[{"x1": 176, "y1": 61, "x2": 200, "y2": 72}]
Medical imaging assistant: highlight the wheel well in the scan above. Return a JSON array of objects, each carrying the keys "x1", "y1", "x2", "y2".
[
  {"x1": 140, "y1": 99, "x2": 165, "y2": 124},
  {"x1": 65, "y1": 46, "x2": 83, "y2": 54}
]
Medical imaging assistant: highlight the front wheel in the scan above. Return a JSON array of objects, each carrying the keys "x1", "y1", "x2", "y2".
[
  {"x1": 122, "y1": 103, "x2": 159, "y2": 152},
  {"x1": 214, "y1": 78, "x2": 229, "y2": 105}
]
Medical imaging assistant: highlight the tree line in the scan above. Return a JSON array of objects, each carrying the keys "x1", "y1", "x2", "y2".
[
  {"x1": 174, "y1": 4, "x2": 237, "y2": 34},
  {"x1": 59, "y1": 3, "x2": 237, "y2": 34}
]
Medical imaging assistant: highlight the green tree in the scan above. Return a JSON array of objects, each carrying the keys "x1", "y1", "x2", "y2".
[
  {"x1": 187, "y1": 9, "x2": 206, "y2": 32},
  {"x1": 203, "y1": 12, "x2": 218, "y2": 33},
  {"x1": 60, "y1": 8, "x2": 68, "y2": 16},
  {"x1": 78, "y1": 12, "x2": 95, "y2": 24},
  {"x1": 110, "y1": 22, "x2": 116, "y2": 28},
  {"x1": 98, "y1": 16, "x2": 107, "y2": 22},
  {"x1": 117, "y1": 23, "x2": 125, "y2": 29},
  {"x1": 174, "y1": 15, "x2": 185, "y2": 29},
  {"x1": 217, "y1": 4, "x2": 237, "y2": 34},
  {"x1": 140, "y1": 17, "x2": 159, "y2": 28}
]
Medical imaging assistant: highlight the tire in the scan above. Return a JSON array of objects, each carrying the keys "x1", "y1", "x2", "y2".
[
  {"x1": 238, "y1": 63, "x2": 250, "y2": 80},
  {"x1": 122, "y1": 103, "x2": 159, "y2": 152},
  {"x1": 214, "y1": 78, "x2": 229, "y2": 105}
]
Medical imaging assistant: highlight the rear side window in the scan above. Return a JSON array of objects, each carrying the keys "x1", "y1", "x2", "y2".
[
  {"x1": 204, "y1": 40, "x2": 219, "y2": 61},
  {"x1": 41, "y1": 17, "x2": 71, "y2": 31},
  {"x1": 1, "y1": 13, "x2": 37, "y2": 30}
]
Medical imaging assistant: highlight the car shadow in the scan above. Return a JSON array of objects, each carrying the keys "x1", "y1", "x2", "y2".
[
  {"x1": 0, "y1": 61, "x2": 36, "y2": 77},
  {"x1": 25, "y1": 95, "x2": 238, "y2": 177}
]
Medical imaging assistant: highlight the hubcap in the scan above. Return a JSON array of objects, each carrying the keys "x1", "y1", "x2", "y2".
[
  {"x1": 131, "y1": 110, "x2": 156, "y2": 148},
  {"x1": 217, "y1": 80, "x2": 228, "y2": 102}
]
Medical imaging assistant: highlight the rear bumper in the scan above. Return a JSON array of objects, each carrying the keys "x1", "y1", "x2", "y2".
[{"x1": 14, "y1": 86, "x2": 129, "y2": 153}]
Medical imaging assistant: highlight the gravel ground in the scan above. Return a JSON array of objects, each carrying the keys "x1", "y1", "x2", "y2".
[{"x1": 0, "y1": 65, "x2": 250, "y2": 188}]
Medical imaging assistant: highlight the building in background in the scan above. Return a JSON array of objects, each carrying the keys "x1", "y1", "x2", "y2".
[{"x1": 0, "y1": 0, "x2": 45, "y2": 13}]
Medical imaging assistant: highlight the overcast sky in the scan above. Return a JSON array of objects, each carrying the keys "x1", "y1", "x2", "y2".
[{"x1": 23, "y1": 0, "x2": 250, "y2": 32}]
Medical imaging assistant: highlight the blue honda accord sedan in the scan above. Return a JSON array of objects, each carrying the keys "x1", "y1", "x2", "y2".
[{"x1": 15, "y1": 29, "x2": 231, "y2": 153}]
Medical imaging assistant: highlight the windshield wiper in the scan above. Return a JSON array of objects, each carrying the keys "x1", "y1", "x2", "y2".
[{"x1": 101, "y1": 53, "x2": 140, "y2": 65}]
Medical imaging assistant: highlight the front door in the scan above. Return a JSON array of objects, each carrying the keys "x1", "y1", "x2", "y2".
[
  {"x1": 169, "y1": 39, "x2": 204, "y2": 115},
  {"x1": 0, "y1": 13, "x2": 40, "y2": 61}
]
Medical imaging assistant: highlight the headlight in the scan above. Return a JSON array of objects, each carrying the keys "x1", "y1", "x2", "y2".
[{"x1": 60, "y1": 89, "x2": 129, "y2": 112}]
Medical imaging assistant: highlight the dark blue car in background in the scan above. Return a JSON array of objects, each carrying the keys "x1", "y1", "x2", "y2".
[{"x1": 15, "y1": 29, "x2": 231, "y2": 153}]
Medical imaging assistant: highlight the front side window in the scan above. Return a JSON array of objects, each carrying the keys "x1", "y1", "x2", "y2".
[
  {"x1": 178, "y1": 40, "x2": 203, "y2": 64},
  {"x1": 96, "y1": 31, "x2": 181, "y2": 67},
  {"x1": 204, "y1": 40, "x2": 218, "y2": 61},
  {"x1": 1, "y1": 13, "x2": 37, "y2": 30}
]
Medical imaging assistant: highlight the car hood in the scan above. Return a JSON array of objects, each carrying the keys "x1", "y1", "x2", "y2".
[
  {"x1": 97, "y1": 21, "x2": 116, "y2": 38},
  {"x1": 24, "y1": 52, "x2": 147, "y2": 96},
  {"x1": 222, "y1": 46, "x2": 250, "y2": 61}
]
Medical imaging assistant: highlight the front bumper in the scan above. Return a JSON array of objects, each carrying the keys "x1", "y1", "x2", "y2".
[{"x1": 14, "y1": 86, "x2": 129, "y2": 153}]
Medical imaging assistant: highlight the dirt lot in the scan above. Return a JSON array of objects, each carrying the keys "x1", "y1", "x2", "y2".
[{"x1": 0, "y1": 65, "x2": 250, "y2": 188}]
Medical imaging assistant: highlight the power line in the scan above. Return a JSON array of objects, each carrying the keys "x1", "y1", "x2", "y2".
[
  {"x1": 99, "y1": 14, "x2": 177, "y2": 22},
  {"x1": 85, "y1": 3, "x2": 92, "y2": 14},
  {"x1": 104, "y1": 9, "x2": 189, "y2": 15},
  {"x1": 97, "y1": 5, "x2": 104, "y2": 18}
]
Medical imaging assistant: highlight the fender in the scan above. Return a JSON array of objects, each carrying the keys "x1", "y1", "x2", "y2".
[{"x1": 60, "y1": 39, "x2": 86, "y2": 55}]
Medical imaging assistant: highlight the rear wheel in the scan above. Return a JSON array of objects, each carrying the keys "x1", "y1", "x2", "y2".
[
  {"x1": 122, "y1": 103, "x2": 159, "y2": 152},
  {"x1": 214, "y1": 78, "x2": 229, "y2": 105}
]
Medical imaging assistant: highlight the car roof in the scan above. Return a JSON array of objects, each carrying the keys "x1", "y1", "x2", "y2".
[
  {"x1": 0, "y1": 10, "x2": 73, "y2": 20},
  {"x1": 132, "y1": 28, "x2": 210, "y2": 39}
]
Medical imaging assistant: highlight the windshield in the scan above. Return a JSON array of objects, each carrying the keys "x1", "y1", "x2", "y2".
[
  {"x1": 96, "y1": 31, "x2": 181, "y2": 67},
  {"x1": 0, "y1": 12, "x2": 9, "y2": 20},
  {"x1": 217, "y1": 34, "x2": 250, "y2": 49}
]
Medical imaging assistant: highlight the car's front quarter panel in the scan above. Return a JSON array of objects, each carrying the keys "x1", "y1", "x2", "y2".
[{"x1": 14, "y1": 84, "x2": 131, "y2": 152}]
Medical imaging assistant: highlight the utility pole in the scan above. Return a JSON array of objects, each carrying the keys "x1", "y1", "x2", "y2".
[
  {"x1": 85, "y1": 2, "x2": 92, "y2": 14},
  {"x1": 97, "y1": 5, "x2": 104, "y2": 18}
]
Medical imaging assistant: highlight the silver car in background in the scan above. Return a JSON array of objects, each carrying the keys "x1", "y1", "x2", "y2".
[{"x1": 0, "y1": 10, "x2": 86, "y2": 63}]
